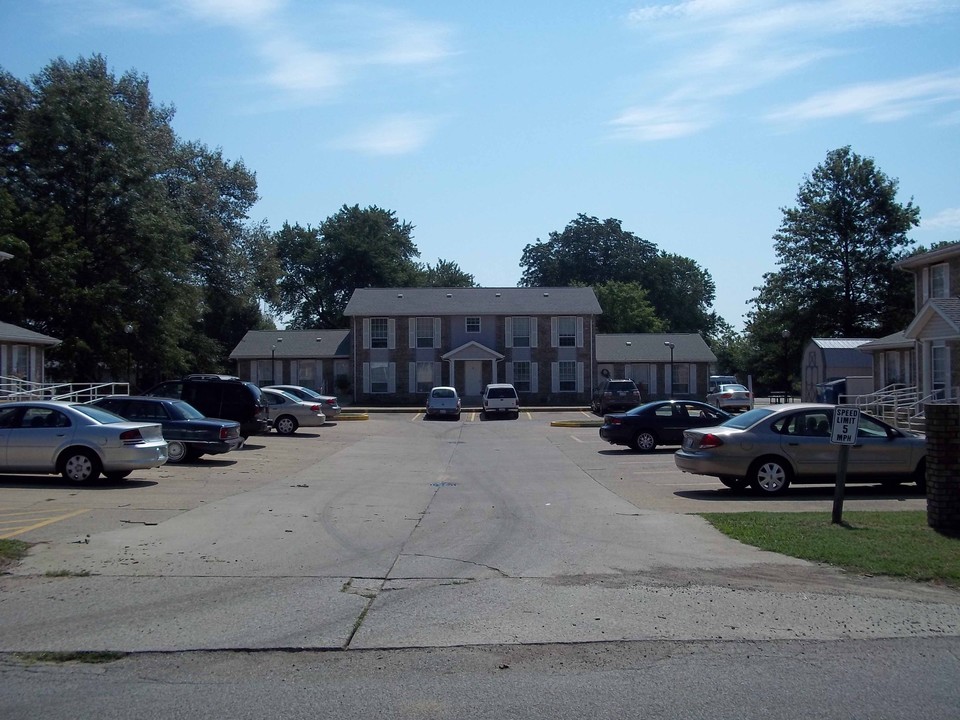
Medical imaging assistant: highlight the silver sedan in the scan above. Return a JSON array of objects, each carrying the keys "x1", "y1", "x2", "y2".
[
  {"x1": 260, "y1": 388, "x2": 327, "y2": 435},
  {"x1": 674, "y1": 403, "x2": 926, "y2": 495},
  {"x1": 0, "y1": 401, "x2": 168, "y2": 483},
  {"x1": 705, "y1": 383, "x2": 754, "y2": 412},
  {"x1": 263, "y1": 385, "x2": 341, "y2": 419}
]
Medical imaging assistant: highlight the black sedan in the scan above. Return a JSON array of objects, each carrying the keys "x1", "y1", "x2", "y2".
[
  {"x1": 599, "y1": 400, "x2": 732, "y2": 452},
  {"x1": 90, "y1": 396, "x2": 242, "y2": 464}
]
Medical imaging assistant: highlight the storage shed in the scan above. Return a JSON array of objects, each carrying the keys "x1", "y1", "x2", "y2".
[{"x1": 800, "y1": 338, "x2": 874, "y2": 402}]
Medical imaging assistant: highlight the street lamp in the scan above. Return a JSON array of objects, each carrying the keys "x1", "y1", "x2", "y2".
[
  {"x1": 781, "y1": 329, "x2": 791, "y2": 398},
  {"x1": 124, "y1": 323, "x2": 134, "y2": 388},
  {"x1": 664, "y1": 341, "x2": 675, "y2": 399},
  {"x1": 271, "y1": 337, "x2": 283, "y2": 384}
]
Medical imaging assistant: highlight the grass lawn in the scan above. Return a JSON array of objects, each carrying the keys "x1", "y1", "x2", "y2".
[
  {"x1": 0, "y1": 539, "x2": 29, "y2": 571},
  {"x1": 700, "y1": 510, "x2": 960, "y2": 587}
]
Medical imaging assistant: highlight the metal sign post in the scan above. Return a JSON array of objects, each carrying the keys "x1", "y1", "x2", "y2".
[{"x1": 831, "y1": 406, "x2": 861, "y2": 524}]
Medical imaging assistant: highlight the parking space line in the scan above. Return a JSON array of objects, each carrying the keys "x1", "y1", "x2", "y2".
[{"x1": 0, "y1": 508, "x2": 89, "y2": 539}]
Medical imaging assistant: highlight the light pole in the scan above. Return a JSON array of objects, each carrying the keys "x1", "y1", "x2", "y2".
[
  {"x1": 781, "y1": 329, "x2": 791, "y2": 399},
  {"x1": 271, "y1": 337, "x2": 283, "y2": 384},
  {"x1": 664, "y1": 341, "x2": 675, "y2": 399},
  {"x1": 124, "y1": 323, "x2": 134, "y2": 388}
]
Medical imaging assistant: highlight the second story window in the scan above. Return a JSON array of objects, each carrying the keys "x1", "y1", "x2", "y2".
[
  {"x1": 512, "y1": 317, "x2": 530, "y2": 347},
  {"x1": 416, "y1": 317, "x2": 435, "y2": 348},
  {"x1": 557, "y1": 316, "x2": 577, "y2": 347},
  {"x1": 370, "y1": 318, "x2": 388, "y2": 348},
  {"x1": 466, "y1": 317, "x2": 480, "y2": 333},
  {"x1": 931, "y1": 263, "x2": 949, "y2": 299}
]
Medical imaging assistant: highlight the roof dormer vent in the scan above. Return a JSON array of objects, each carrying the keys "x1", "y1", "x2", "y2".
[
  {"x1": 397, "y1": 293, "x2": 403, "y2": 299},
  {"x1": 446, "y1": 293, "x2": 452, "y2": 298}
]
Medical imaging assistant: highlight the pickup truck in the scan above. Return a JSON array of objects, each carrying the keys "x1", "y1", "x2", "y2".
[{"x1": 481, "y1": 383, "x2": 520, "y2": 419}]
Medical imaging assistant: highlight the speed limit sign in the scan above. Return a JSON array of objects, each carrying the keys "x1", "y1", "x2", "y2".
[{"x1": 831, "y1": 407, "x2": 860, "y2": 445}]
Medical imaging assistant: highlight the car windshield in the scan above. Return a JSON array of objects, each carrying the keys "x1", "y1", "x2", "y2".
[
  {"x1": 72, "y1": 404, "x2": 127, "y2": 424},
  {"x1": 169, "y1": 401, "x2": 206, "y2": 420},
  {"x1": 719, "y1": 407, "x2": 773, "y2": 429},
  {"x1": 487, "y1": 387, "x2": 516, "y2": 398},
  {"x1": 280, "y1": 386, "x2": 322, "y2": 400}
]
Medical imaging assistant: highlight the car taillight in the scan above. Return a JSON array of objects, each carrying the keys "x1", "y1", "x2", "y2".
[
  {"x1": 698, "y1": 433, "x2": 724, "y2": 449},
  {"x1": 309, "y1": 404, "x2": 320, "y2": 412},
  {"x1": 324, "y1": 398, "x2": 336, "y2": 405},
  {"x1": 119, "y1": 428, "x2": 144, "y2": 444},
  {"x1": 607, "y1": 416, "x2": 622, "y2": 425}
]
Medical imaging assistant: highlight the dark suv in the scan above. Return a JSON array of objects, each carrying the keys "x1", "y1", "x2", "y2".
[
  {"x1": 592, "y1": 379, "x2": 642, "y2": 416},
  {"x1": 143, "y1": 376, "x2": 269, "y2": 438}
]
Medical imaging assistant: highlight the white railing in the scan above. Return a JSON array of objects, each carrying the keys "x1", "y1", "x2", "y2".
[
  {"x1": 0, "y1": 376, "x2": 130, "y2": 403},
  {"x1": 840, "y1": 383, "x2": 949, "y2": 430}
]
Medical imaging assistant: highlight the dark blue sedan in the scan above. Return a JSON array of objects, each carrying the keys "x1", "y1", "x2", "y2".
[
  {"x1": 90, "y1": 396, "x2": 242, "y2": 463},
  {"x1": 599, "y1": 400, "x2": 732, "y2": 452}
]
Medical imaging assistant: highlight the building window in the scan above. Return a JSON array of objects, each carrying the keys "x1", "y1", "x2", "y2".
[
  {"x1": 416, "y1": 361, "x2": 434, "y2": 393},
  {"x1": 370, "y1": 318, "x2": 388, "y2": 349},
  {"x1": 416, "y1": 317, "x2": 435, "y2": 348},
  {"x1": 886, "y1": 352, "x2": 900, "y2": 385},
  {"x1": 673, "y1": 364, "x2": 690, "y2": 394},
  {"x1": 512, "y1": 317, "x2": 530, "y2": 347},
  {"x1": 466, "y1": 317, "x2": 480, "y2": 333},
  {"x1": 931, "y1": 263, "x2": 949, "y2": 299},
  {"x1": 931, "y1": 344, "x2": 947, "y2": 394},
  {"x1": 370, "y1": 362, "x2": 389, "y2": 393},
  {"x1": 557, "y1": 316, "x2": 576, "y2": 347},
  {"x1": 11, "y1": 345, "x2": 28, "y2": 379},
  {"x1": 513, "y1": 362, "x2": 531, "y2": 392},
  {"x1": 558, "y1": 361, "x2": 576, "y2": 392}
]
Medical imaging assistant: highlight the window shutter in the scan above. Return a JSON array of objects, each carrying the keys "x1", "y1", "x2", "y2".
[
  {"x1": 576, "y1": 317, "x2": 583, "y2": 348},
  {"x1": 577, "y1": 361, "x2": 584, "y2": 392},
  {"x1": 434, "y1": 317, "x2": 441, "y2": 348},
  {"x1": 530, "y1": 363, "x2": 539, "y2": 393},
  {"x1": 408, "y1": 320, "x2": 416, "y2": 349},
  {"x1": 649, "y1": 366, "x2": 657, "y2": 396},
  {"x1": 551, "y1": 362, "x2": 559, "y2": 393},
  {"x1": 409, "y1": 362, "x2": 416, "y2": 393},
  {"x1": 690, "y1": 363, "x2": 698, "y2": 393},
  {"x1": 387, "y1": 362, "x2": 396, "y2": 394},
  {"x1": 530, "y1": 317, "x2": 538, "y2": 348},
  {"x1": 506, "y1": 362, "x2": 514, "y2": 383},
  {"x1": 505, "y1": 317, "x2": 513, "y2": 348},
  {"x1": 551, "y1": 317, "x2": 558, "y2": 347},
  {"x1": 363, "y1": 319, "x2": 370, "y2": 350},
  {"x1": 388, "y1": 319, "x2": 396, "y2": 350},
  {"x1": 363, "y1": 362, "x2": 370, "y2": 393}
]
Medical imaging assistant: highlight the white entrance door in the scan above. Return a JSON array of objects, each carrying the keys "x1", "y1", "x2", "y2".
[{"x1": 465, "y1": 361, "x2": 483, "y2": 396}]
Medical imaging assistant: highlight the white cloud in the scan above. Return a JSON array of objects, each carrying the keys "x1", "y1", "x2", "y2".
[
  {"x1": 617, "y1": 0, "x2": 960, "y2": 141},
  {"x1": 922, "y1": 207, "x2": 960, "y2": 230},
  {"x1": 333, "y1": 114, "x2": 441, "y2": 156},
  {"x1": 766, "y1": 71, "x2": 960, "y2": 124}
]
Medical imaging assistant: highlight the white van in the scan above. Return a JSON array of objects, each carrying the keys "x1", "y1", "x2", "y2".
[{"x1": 481, "y1": 383, "x2": 519, "y2": 419}]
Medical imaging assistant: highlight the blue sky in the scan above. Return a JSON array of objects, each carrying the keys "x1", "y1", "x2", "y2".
[{"x1": 2, "y1": 0, "x2": 959, "y2": 330}]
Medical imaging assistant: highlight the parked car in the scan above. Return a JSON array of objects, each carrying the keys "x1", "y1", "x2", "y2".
[
  {"x1": 674, "y1": 404, "x2": 927, "y2": 495},
  {"x1": 425, "y1": 386, "x2": 461, "y2": 419},
  {"x1": 263, "y1": 385, "x2": 341, "y2": 419},
  {"x1": 708, "y1": 375, "x2": 740, "y2": 394},
  {"x1": 600, "y1": 400, "x2": 731, "y2": 452},
  {"x1": 260, "y1": 388, "x2": 326, "y2": 435},
  {"x1": 705, "y1": 383, "x2": 754, "y2": 412},
  {"x1": 90, "y1": 396, "x2": 242, "y2": 464},
  {"x1": 143, "y1": 376, "x2": 269, "y2": 438},
  {"x1": 591, "y1": 379, "x2": 641, "y2": 416},
  {"x1": 0, "y1": 401, "x2": 168, "y2": 483},
  {"x1": 481, "y1": 383, "x2": 519, "y2": 418}
]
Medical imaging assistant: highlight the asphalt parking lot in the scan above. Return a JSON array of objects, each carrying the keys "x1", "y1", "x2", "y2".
[{"x1": 0, "y1": 409, "x2": 927, "y2": 547}]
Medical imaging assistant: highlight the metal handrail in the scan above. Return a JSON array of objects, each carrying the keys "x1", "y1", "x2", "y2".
[
  {"x1": 840, "y1": 383, "x2": 948, "y2": 430},
  {"x1": 0, "y1": 377, "x2": 130, "y2": 403}
]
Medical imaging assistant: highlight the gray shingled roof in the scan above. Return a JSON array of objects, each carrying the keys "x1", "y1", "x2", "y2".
[
  {"x1": 894, "y1": 241, "x2": 960, "y2": 270},
  {"x1": 230, "y1": 329, "x2": 351, "y2": 359},
  {"x1": 343, "y1": 287, "x2": 602, "y2": 316},
  {"x1": 596, "y1": 333, "x2": 717, "y2": 363},
  {"x1": 0, "y1": 321, "x2": 60, "y2": 346},
  {"x1": 857, "y1": 331, "x2": 913, "y2": 352}
]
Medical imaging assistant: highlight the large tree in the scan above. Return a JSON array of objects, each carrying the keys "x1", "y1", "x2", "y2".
[
  {"x1": 744, "y1": 146, "x2": 919, "y2": 390},
  {"x1": 519, "y1": 214, "x2": 720, "y2": 335}
]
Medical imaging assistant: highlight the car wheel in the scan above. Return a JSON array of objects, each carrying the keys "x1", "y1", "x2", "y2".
[
  {"x1": 914, "y1": 457, "x2": 926, "y2": 494},
  {"x1": 631, "y1": 430, "x2": 657, "y2": 452},
  {"x1": 749, "y1": 457, "x2": 791, "y2": 495},
  {"x1": 60, "y1": 449, "x2": 102, "y2": 483},
  {"x1": 719, "y1": 476, "x2": 750, "y2": 492},
  {"x1": 275, "y1": 415, "x2": 298, "y2": 435},
  {"x1": 104, "y1": 471, "x2": 132, "y2": 481},
  {"x1": 167, "y1": 440, "x2": 188, "y2": 464}
]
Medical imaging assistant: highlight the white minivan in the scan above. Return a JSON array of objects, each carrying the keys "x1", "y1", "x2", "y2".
[{"x1": 481, "y1": 383, "x2": 519, "y2": 419}]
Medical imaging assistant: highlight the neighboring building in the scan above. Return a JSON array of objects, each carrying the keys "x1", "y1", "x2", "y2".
[
  {"x1": 800, "y1": 338, "x2": 874, "y2": 402},
  {"x1": 595, "y1": 333, "x2": 717, "y2": 400},
  {"x1": 229, "y1": 329, "x2": 351, "y2": 395},
  {"x1": 894, "y1": 242, "x2": 960, "y2": 402},
  {"x1": 342, "y1": 287, "x2": 602, "y2": 404},
  {"x1": 0, "y1": 321, "x2": 60, "y2": 386},
  {"x1": 857, "y1": 331, "x2": 916, "y2": 391}
]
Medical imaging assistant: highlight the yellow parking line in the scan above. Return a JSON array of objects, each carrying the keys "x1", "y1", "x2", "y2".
[{"x1": 0, "y1": 508, "x2": 89, "y2": 539}]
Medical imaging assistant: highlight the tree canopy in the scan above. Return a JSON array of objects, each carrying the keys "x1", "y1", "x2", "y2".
[{"x1": 0, "y1": 55, "x2": 271, "y2": 384}]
